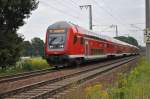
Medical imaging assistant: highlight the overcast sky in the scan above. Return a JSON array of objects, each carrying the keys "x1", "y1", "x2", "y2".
[{"x1": 18, "y1": 0, "x2": 145, "y2": 46}]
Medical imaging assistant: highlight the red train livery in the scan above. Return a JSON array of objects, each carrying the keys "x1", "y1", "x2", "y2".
[{"x1": 44, "y1": 21, "x2": 139, "y2": 67}]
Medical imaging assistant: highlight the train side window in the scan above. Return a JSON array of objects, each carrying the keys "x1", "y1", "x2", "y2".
[
  {"x1": 104, "y1": 44, "x2": 107, "y2": 48},
  {"x1": 80, "y1": 37, "x2": 84, "y2": 45},
  {"x1": 107, "y1": 44, "x2": 110, "y2": 48},
  {"x1": 73, "y1": 35, "x2": 77, "y2": 44},
  {"x1": 107, "y1": 44, "x2": 109, "y2": 48}
]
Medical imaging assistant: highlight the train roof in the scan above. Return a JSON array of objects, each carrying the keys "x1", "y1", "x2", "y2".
[
  {"x1": 48, "y1": 21, "x2": 138, "y2": 49},
  {"x1": 48, "y1": 21, "x2": 73, "y2": 29}
]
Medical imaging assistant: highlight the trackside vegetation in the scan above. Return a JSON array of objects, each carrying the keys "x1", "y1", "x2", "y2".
[
  {"x1": 114, "y1": 36, "x2": 138, "y2": 47},
  {"x1": 0, "y1": 57, "x2": 50, "y2": 76},
  {"x1": 0, "y1": 0, "x2": 39, "y2": 69},
  {"x1": 84, "y1": 57, "x2": 150, "y2": 99}
]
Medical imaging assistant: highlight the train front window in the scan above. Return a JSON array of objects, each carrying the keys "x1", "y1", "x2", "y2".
[{"x1": 48, "y1": 33, "x2": 66, "y2": 49}]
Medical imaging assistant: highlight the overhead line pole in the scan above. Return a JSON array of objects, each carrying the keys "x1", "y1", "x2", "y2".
[
  {"x1": 146, "y1": 0, "x2": 150, "y2": 62},
  {"x1": 111, "y1": 25, "x2": 118, "y2": 37},
  {"x1": 115, "y1": 25, "x2": 118, "y2": 37},
  {"x1": 80, "y1": 5, "x2": 93, "y2": 30},
  {"x1": 89, "y1": 5, "x2": 93, "y2": 30}
]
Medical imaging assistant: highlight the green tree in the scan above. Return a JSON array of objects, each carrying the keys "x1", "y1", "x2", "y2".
[
  {"x1": 22, "y1": 41, "x2": 32, "y2": 56},
  {"x1": 0, "y1": 33, "x2": 23, "y2": 69},
  {"x1": 0, "y1": 0, "x2": 38, "y2": 69},
  {"x1": 114, "y1": 36, "x2": 138, "y2": 46},
  {"x1": 127, "y1": 36, "x2": 138, "y2": 46},
  {"x1": 31, "y1": 37, "x2": 44, "y2": 56}
]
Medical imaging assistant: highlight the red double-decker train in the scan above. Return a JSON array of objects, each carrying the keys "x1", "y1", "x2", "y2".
[{"x1": 44, "y1": 21, "x2": 139, "y2": 67}]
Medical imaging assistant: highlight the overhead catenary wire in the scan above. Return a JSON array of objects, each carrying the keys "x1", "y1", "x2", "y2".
[
  {"x1": 53, "y1": 0, "x2": 81, "y2": 14},
  {"x1": 41, "y1": 0, "x2": 143, "y2": 35},
  {"x1": 40, "y1": 1, "x2": 79, "y2": 20},
  {"x1": 69, "y1": 0, "x2": 79, "y2": 6},
  {"x1": 52, "y1": 0, "x2": 95, "y2": 26},
  {"x1": 41, "y1": 0, "x2": 110, "y2": 30},
  {"x1": 99, "y1": 0, "x2": 128, "y2": 24},
  {"x1": 40, "y1": 0, "x2": 93, "y2": 28},
  {"x1": 92, "y1": 0, "x2": 139, "y2": 36},
  {"x1": 92, "y1": 0, "x2": 145, "y2": 34},
  {"x1": 57, "y1": 0, "x2": 104, "y2": 26},
  {"x1": 92, "y1": 0, "x2": 126, "y2": 27}
]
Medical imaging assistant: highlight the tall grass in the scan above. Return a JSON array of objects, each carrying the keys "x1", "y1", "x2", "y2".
[
  {"x1": 85, "y1": 83, "x2": 109, "y2": 99},
  {"x1": 0, "y1": 57, "x2": 50, "y2": 76},
  {"x1": 108, "y1": 57, "x2": 150, "y2": 99},
  {"x1": 83, "y1": 57, "x2": 150, "y2": 99},
  {"x1": 22, "y1": 57, "x2": 50, "y2": 71}
]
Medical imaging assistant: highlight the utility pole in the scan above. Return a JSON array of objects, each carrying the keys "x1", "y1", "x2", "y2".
[
  {"x1": 111, "y1": 25, "x2": 118, "y2": 37},
  {"x1": 115, "y1": 25, "x2": 118, "y2": 37},
  {"x1": 80, "y1": 5, "x2": 93, "y2": 30},
  {"x1": 145, "y1": 0, "x2": 150, "y2": 62}
]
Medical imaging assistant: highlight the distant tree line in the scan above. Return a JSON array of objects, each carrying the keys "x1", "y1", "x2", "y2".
[
  {"x1": 114, "y1": 36, "x2": 139, "y2": 47},
  {"x1": 22, "y1": 37, "x2": 44, "y2": 57},
  {"x1": 114, "y1": 36, "x2": 146, "y2": 55}
]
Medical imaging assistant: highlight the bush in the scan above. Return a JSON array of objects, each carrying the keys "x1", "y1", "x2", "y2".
[
  {"x1": 29, "y1": 57, "x2": 49, "y2": 70},
  {"x1": 0, "y1": 57, "x2": 50, "y2": 76},
  {"x1": 22, "y1": 60, "x2": 33, "y2": 71},
  {"x1": 21, "y1": 57, "x2": 50, "y2": 70}
]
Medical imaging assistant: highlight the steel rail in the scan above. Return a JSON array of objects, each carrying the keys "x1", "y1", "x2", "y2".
[{"x1": 0, "y1": 68, "x2": 56, "y2": 83}]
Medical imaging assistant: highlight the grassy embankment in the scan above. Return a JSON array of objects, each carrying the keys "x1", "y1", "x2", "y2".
[
  {"x1": 0, "y1": 57, "x2": 50, "y2": 76},
  {"x1": 84, "y1": 57, "x2": 150, "y2": 99}
]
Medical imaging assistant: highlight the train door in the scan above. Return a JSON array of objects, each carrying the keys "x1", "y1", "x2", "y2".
[{"x1": 85, "y1": 40, "x2": 89, "y2": 59}]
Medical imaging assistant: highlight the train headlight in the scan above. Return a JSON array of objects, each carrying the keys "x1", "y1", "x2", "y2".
[
  {"x1": 49, "y1": 45, "x2": 53, "y2": 48},
  {"x1": 60, "y1": 45, "x2": 64, "y2": 48}
]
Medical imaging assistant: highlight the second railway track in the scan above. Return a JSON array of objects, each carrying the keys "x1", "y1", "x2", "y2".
[
  {"x1": 0, "y1": 56, "x2": 138, "y2": 99},
  {"x1": 0, "y1": 68, "x2": 56, "y2": 83}
]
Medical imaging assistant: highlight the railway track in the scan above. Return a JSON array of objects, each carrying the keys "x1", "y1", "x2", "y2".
[
  {"x1": 0, "y1": 57, "x2": 128, "y2": 85},
  {"x1": 0, "y1": 56, "x2": 138, "y2": 99},
  {"x1": 0, "y1": 68, "x2": 56, "y2": 84},
  {"x1": 0, "y1": 58, "x2": 114, "y2": 84},
  {"x1": 0, "y1": 58, "x2": 114, "y2": 83}
]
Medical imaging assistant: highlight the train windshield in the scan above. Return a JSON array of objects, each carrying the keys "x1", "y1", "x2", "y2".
[{"x1": 48, "y1": 33, "x2": 66, "y2": 49}]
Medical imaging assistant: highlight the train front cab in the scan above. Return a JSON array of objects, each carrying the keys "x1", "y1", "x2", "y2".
[
  {"x1": 45, "y1": 28, "x2": 69, "y2": 67},
  {"x1": 45, "y1": 22, "x2": 85, "y2": 67}
]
